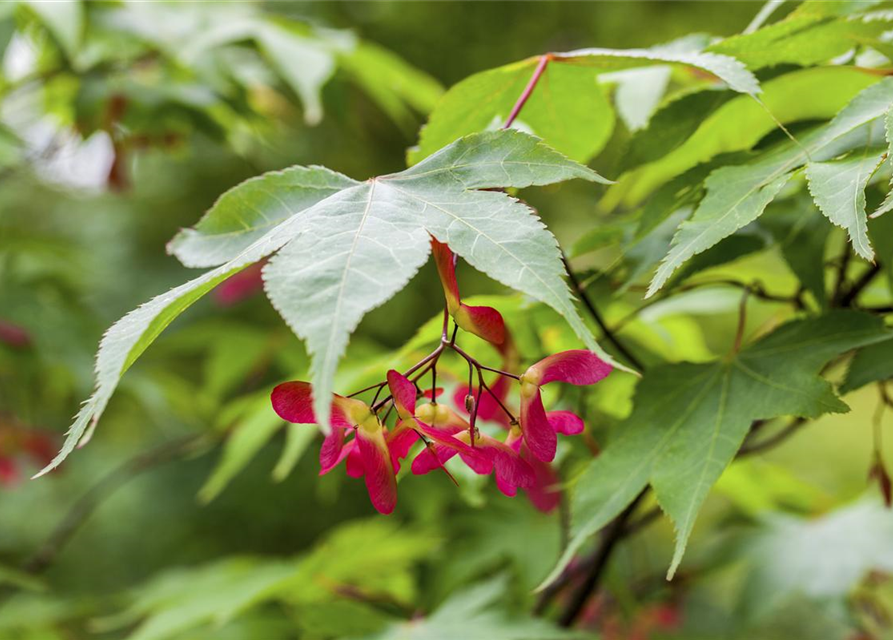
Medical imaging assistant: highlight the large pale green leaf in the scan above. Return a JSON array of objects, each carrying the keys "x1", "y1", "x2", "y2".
[
  {"x1": 610, "y1": 66, "x2": 880, "y2": 209},
  {"x1": 168, "y1": 166, "x2": 357, "y2": 268},
  {"x1": 410, "y1": 43, "x2": 759, "y2": 164},
  {"x1": 40, "y1": 130, "x2": 613, "y2": 476},
  {"x1": 647, "y1": 78, "x2": 893, "y2": 297},
  {"x1": 806, "y1": 149, "x2": 886, "y2": 261},
  {"x1": 541, "y1": 311, "x2": 889, "y2": 589},
  {"x1": 409, "y1": 59, "x2": 615, "y2": 165}
]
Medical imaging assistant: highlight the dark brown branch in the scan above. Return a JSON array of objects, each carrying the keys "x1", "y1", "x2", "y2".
[
  {"x1": 557, "y1": 490, "x2": 648, "y2": 627},
  {"x1": 562, "y1": 255, "x2": 644, "y2": 371},
  {"x1": 840, "y1": 263, "x2": 882, "y2": 307},
  {"x1": 831, "y1": 237, "x2": 853, "y2": 306},
  {"x1": 739, "y1": 418, "x2": 807, "y2": 456}
]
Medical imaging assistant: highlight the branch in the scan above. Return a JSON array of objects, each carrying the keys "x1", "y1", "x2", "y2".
[
  {"x1": 562, "y1": 255, "x2": 645, "y2": 371},
  {"x1": 738, "y1": 417, "x2": 807, "y2": 456},
  {"x1": 557, "y1": 490, "x2": 648, "y2": 627},
  {"x1": 839, "y1": 263, "x2": 882, "y2": 307}
]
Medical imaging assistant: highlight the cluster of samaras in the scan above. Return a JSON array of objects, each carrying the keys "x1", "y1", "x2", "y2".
[{"x1": 272, "y1": 239, "x2": 612, "y2": 513}]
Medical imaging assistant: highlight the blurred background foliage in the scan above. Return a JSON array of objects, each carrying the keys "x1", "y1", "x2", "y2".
[{"x1": 3, "y1": 1, "x2": 893, "y2": 639}]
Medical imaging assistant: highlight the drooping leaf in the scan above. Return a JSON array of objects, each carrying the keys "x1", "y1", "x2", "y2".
[
  {"x1": 610, "y1": 66, "x2": 880, "y2": 209},
  {"x1": 806, "y1": 149, "x2": 886, "y2": 261},
  {"x1": 110, "y1": 4, "x2": 438, "y2": 129},
  {"x1": 411, "y1": 42, "x2": 759, "y2": 164},
  {"x1": 338, "y1": 41, "x2": 444, "y2": 133},
  {"x1": 253, "y1": 20, "x2": 339, "y2": 126},
  {"x1": 271, "y1": 422, "x2": 315, "y2": 482},
  {"x1": 541, "y1": 311, "x2": 889, "y2": 589},
  {"x1": 647, "y1": 78, "x2": 893, "y2": 297},
  {"x1": 607, "y1": 65, "x2": 672, "y2": 132},
  {"x1": 619, "y1": 87, "x2": 734, "y2": 173},
  {"x1": 668, "y1": 231, "x2": 769, "y2": 290},
  {"x1": 40, "y1": 130, "x2": 615, "y2": 476}
]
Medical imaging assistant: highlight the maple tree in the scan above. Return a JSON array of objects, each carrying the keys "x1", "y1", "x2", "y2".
[{"x1": 8, "y1": 1, "x2": 893, "y2": 638}]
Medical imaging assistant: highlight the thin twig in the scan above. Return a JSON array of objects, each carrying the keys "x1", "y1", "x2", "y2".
[
  {"x1": 840, "y1": 263, "x2": 881, "y2": 307},
  {"x1": 739, "y1": 418, "x2": 807, "y2": 455},
  {"x1": 562, "y1": 255, "x2": 644, "y2": 371},
  {"x1": 557, "y1": 490, "x2": 648, "y2": 627}
]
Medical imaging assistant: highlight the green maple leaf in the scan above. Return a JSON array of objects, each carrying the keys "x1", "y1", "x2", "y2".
[
  {"x1": 611, "y1": 66, "x2": 878, "y2": 209},
  {"x1": 647, "y1": 77, "x2": 893, "y2": 297},
  {"x1": 806, "y1": 149, "x2": 886, "y2": 262},
  {"x1": 410, "y1": 41, "x2": 759, "y2": 164},
  {"x1": 37, "y1": 129, "x2": 615, "y2": 477},
  {"x1": 540, "y1": 311, "x2": 889, "y2": 589}
]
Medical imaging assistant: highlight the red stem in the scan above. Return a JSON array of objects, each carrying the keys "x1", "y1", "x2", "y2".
[{"x1": 502, "y1": 54, "x2": 550, "y2": 129}]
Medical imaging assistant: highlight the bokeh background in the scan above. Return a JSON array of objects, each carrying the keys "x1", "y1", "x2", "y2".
[{"x1": 3, "y1": 2, "x2": 891, "y2": 639}]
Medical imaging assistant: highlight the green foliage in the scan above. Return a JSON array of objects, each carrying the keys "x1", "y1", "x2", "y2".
[
  {"x1": 102, "y1": 519, "x2": 437, "y2": 640},
  {"x1": 806, "y1": 149, "x2": 885, "y2": 261},
  {"x1": 740, "y1": 499, "x2": 893, "y2": 619},
  {"x1": 410, "y1": 40, "x2": 758, "y2": 164},
  {"x1": 362, "y1": 575, "x2": 585, "y2": 640},
  {"x1": 647, "y1": 78, "x2": 893, "y2": 296},
  {"x1": 546, "y1": 312, "x2": 889, "y2": 585},
  {"x1": 39, "y1": 128, "x2": 616, "y2": 477},
  {"x1": 11, "y1": 2, "x2": 893, "y2": 638}
]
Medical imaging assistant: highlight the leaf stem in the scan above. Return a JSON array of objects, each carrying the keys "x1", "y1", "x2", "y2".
[{"x1": 502, "y1": 54, "x2": 551, "y2": 130}]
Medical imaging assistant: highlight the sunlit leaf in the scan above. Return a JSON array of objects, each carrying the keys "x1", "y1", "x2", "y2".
[{"x1": 411, "y1": 41, "x2": 759, "y2": 164}]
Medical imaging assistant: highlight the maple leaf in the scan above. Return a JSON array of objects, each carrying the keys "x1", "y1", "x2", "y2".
[
  {"x1": 38, "y1": 129, "x2": 615, "y2": 477},
  {"x1": 540, "y1": 311, "x2": 889, "y2": 589}
]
